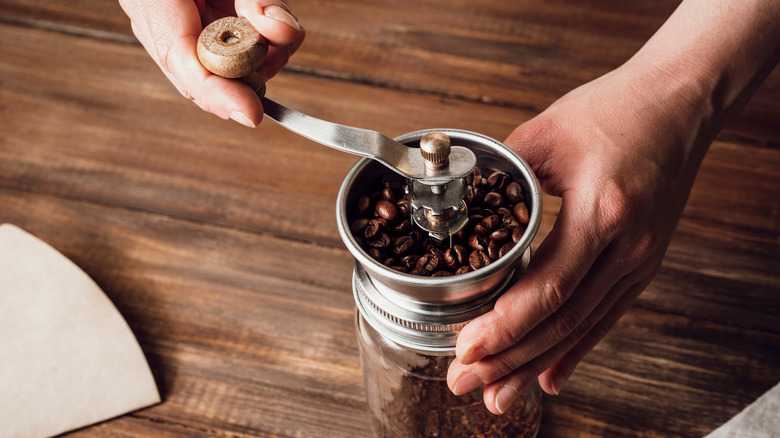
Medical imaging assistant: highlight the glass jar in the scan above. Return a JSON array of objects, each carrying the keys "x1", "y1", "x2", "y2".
[{"x1": 353, "y1": 266, "x2": 542, "y2": 438}]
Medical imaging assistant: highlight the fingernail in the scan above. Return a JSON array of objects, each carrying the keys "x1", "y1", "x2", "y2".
[
  {"x1": 230, "y1": 111, "x2": 256, "y2": 128},
  {"x1": 495, "y1": 385, "x2": 518, "y2": 414},
  {"x1": 263, "y1": 5, "x2": 300, "y2": 31},
  {"x1": 550, "y1": 374, "x2": 567, "y2": 396},
  {"x1": 461, "y1": 346, "x2": 487, "y2": 365},
  {"x1": 452, "y1": 372, "x2": 482, "y2": 396}
]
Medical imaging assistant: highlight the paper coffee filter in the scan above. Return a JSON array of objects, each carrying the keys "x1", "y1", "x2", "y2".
[{"x1": 0, "y1": 223, "x2": 160, "y2": 437}]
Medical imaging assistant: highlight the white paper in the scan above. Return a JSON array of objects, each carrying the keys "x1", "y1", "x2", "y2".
[
  {"x1": 704, "y1": 382, "x2": 780, "y2": 438},
  {"x1": 0, "y1": 224, "x2": 160, "y2": 438}
]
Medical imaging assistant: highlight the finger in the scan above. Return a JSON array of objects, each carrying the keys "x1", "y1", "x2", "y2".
[
  {"x1": 235, "y1": 0, "x2": 302, "y2": 46},
  {"x1": 236, "y1": 1, "x2": 305, "y2": 84},
  {"x1": 125, "y1": 0, "x2": 264, "y2": 125},
  {"x1": 476, "y1": 288, "x2": 641, "y2": 414},
  {"x1": 448, "y1": 257, "x2": 638, "y2": 396},
  {"x1": 536, "y1": 281, "x2": 647, "y2": 396},
  {"x1": 455, "y1": 189, "x2": 618, "y2": 366},
  {"x1": 257, "y1": 27, "x2": 306, "y2": 81}
]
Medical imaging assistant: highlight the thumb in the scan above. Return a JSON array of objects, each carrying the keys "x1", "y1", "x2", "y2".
[{"x1": 235, "y1": 0, "x2": 305, "y2": 82}]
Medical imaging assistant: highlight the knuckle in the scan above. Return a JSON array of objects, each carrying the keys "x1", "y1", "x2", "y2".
[
  {"x1": 539, "y1": 276, "x2": 573, "y2": 316},
  {"x1": 488, "y1": 306, "x2": 522, "y2": 349},
  {"x1": 550, "y1": 309, "x2": 583, "y2": 344},
  {"x1": 568, "y1": 315, "x2": 595, "y2": 345},
  {"x1": 490, "y1": 354, "x2": 520, "y2": 380},
  {"x1": 153, "y1": 36, "x2": 172, "y2": 72},
  {"x1": 596, "y1": 183, "x2": 632, "y2": 236}
]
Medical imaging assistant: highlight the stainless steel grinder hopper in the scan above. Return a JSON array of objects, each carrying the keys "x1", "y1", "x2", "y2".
[{"x1": 337, "y1": 129, "x2": 542, "y2": 350}]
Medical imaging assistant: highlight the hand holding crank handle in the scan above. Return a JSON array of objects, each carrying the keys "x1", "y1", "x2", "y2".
[{"x1": 196, "y1": 17, "x2": 476, "y2": 182}]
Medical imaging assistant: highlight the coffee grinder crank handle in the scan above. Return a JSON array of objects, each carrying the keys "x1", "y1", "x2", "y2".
[{"x1": 196, "y1": 17, "x2": 476, "y2": 182}]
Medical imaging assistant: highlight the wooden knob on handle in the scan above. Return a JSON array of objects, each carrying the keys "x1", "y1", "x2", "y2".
[{"x1": 197, "y1": 16, "x2": 268, "y2": 96}]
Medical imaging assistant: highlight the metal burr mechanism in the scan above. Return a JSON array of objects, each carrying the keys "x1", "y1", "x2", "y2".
[{"x1": 410, "y1": 132, "x2": 470, "y2": 243}]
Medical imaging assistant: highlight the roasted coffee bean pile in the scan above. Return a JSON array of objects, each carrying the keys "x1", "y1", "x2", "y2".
[{"x1": 350, "y1": 167, "x2": 530, "y2": 276}]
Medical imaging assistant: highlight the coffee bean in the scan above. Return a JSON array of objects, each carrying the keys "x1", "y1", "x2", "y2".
[
  {"x1": 417, "y1": 253, "x2": 441, "y2": 272},
  {"x1": 467, "y1": 214, "x2": 484, "y2": 228},
  {"x1": 390, "y1": 265, "x2": 410, "y2": 273},
  {"x1": 514, "y1": 202, "x2": 530, "y2": 224},
  {"x1": 428, "y1": 245, "x2": 446, "y2": 261},
  {"x1": 383, "y1": 257, "x2": 395, "y2": 267},
  {"x1": 501, "y1": 214, "x2": 520, "y2": 229},
  {"x1": 512, "y1": 226, "x2": 525, "y2": 243},
  {"x1": 489, "y1": 227, "x2": 511, "y2": 242},
  {"x1": 496, "y1": 207, "x2": 512, "y2": 217},
  {"x1": 484, "y1": 192, "x2": 504, "y2": 209},
  {"x1": 444, "y1": 249, "x2": 459, "y2": 270},
  {"x1": 487, "y1": 239, "x2": 502, "y2": 261},
  {"x1": 376, "y1": 199, "x2": 399, "y2": 222},
  {"x1": 455, "y1": 266, "x2": 472, "y2": 275},
  {"x1": 444, "y1": 244, "x2": 468, "y2": 270},
  {"x1": 487, "y1": 171, "x2": 510, "y2": 190},
  {"x1": 356, "y1": 195, "x2": 372, "y2": 217},
  {"x1": 469, "y1": 250, "x2": 491, "y2": 270},
  {"x1": 453, "y1": 245, "x2": 468, "y2": 265},
  {"x1": 499, "y1": 241, "x2": 516, "y2": 258},
  {"x1": 351, "y1": 218, "x2": 370, "y2": 234},
  {"x1": 400, "y1": 255, "x2": 421, "y2": 269},
  {"x1": 381, "y1": 187, "x2": 397, "y2": 203},
  {"x1": 409, "y1": 267, "x2": 430, "y2": 276},
  {"x1": 367, "y1": 247, "x2": 383, "y2": 262},
  {"x1": 505, "y1": 182, "x2": 524, "y2": 204},
  {"x1": 392, "y1": 235, "x2": 414, "y2": 255},
  {"x1": 431, "y1": 270, "x2": 454, "y2": 277},
  {"x1": 396, "y1": 195, "x2": 411, "y2": 215},
  {"x1": 394, "y1": 218, "x2": 412, "y2": 234},
  {"x1": 467, "y1": 234, "x2": 486, "y2": 251},
  {"x1": 474, "y1": 215, "x2": 499, "y2": 235},
  {"x1": 366, "y1": 233, "x2": 390, "y2": 249},
  {"x1": 364, "y1": 218, "x2": 388, "y2": 238}
]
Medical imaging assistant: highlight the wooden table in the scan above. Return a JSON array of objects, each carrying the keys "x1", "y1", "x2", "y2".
[{"x1": 1, "y1": 1, "x2": 778, "y2": 436}]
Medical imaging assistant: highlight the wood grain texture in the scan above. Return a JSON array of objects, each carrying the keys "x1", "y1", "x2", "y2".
[{"x1": 0, "y1": 0, "x2": 778, "y2": 437}]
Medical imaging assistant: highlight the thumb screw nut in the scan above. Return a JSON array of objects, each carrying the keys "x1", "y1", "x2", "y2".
[{"x1": 420, "y1": 132, "x2": 451, "y2": 170}]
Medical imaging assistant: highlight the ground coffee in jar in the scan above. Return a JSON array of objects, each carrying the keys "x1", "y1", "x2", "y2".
[
  {"x1": 337, "y1": 130, "x2": 543, "y2": 438},
  {"x1": 355, "y1": 279, "x2": 543, "y2": 438}
]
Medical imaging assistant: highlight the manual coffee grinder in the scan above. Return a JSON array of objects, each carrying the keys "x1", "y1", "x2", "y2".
[{"x1": 198, "y1": 18, "x2": 543, "y2": 438}]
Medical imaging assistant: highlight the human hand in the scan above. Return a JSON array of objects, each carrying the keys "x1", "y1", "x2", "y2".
[
  {"x1": 119, "y1": 0, "x2": 305, "y2": 127},
  {"x1": 446, "y1": 61, "x2": 714, "y2": 414}
]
